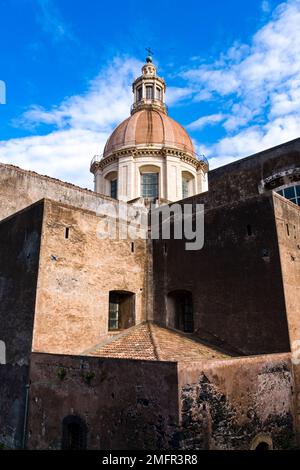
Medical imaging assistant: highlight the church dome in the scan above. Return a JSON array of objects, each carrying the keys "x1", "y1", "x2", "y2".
[
  {"x1": 90, "y1": 55, "x2": 208, "y2": 203},
  {"x1": 103, "y1": 109, "x2": 195, "y2": 158}
]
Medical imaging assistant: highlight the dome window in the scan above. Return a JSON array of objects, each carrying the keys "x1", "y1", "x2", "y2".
[
  {"x1": 182, "y1": 171, "x2": 195, "y2": 199},
  {"x1": 137, "y1": 86, "x2": 142, "y2": 101},
  {"x1": 104, "y1": 171, "x2": 118, "y2": 199},
  {"x1": 146, "y1": 86, "x2": 154, "y2": 100},
  {"x1": 141, "y1": 173, "x2": 159, "y2": 199},
  {"x1": 182, "y1": 177, "x2": 189, "y2": 199},
  {"x1": 156, "y1": 87, "x2": 162, "y2": 101},
  {"x1": 110, "y1": 179, "x2": 117, "y2": 199}
]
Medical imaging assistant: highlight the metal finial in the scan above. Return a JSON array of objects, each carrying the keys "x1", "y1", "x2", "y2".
[{"x1": 145, "y1": 47, "x2": 153, "y2": 62}]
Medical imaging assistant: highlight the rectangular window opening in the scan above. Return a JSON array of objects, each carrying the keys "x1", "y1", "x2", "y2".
[
  {"x1": 146, "y1": 86, "x2": 154, "y2": 99},
  {"x1": 137, "y1": 87, "x2": 142, "y2": 101},
  {"x1": 182, "y1": 178, "x2": 189, "y2": 199},
  {"x1": 110, "y1": 179, "x2": 118, "y2": 199},
  {"x1": 65, "y1": 227, "x2": 70, "y2": 239},
  {"x1": 141, "y1": 173, "x2": 159, "y2": 199},
  {"x1": 108, "y1": 291, "x2": 135, "y2": 331}
]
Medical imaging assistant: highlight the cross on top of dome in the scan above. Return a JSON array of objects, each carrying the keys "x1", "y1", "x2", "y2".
[{"x1": 145, "y1": 47, "x2": 153, "y2": 63}]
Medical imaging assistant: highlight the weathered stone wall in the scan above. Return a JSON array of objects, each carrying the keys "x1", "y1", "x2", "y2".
[
  {"x1": 153, "y1": 193, "x2": 290, "y2": 355},
  {"x1": 32, "y1": 199, "x2": 148, "y2": 355},
  {"x1": 274, "y1": 194, "x2": 300, "y2": 350},
  {"x1": 274, "y1": 194, "x2": 300, "y2": 442},
  {"x1": 0, "y1": 163, "x2": 135, "y2": 223},
  {"x1": 27, "y1": 352, "x2": 297, "y2": 450},
  {"x1": 174, "y1": 138, "x2": 300, "y2": 214},
  {"x1": 207, "y1": 137, "x2": 300, "y2": 206},
  {"x1": 27, "y1": 353, "x2": 179, "y2": 450},
  {"x1": 178, "y1": 354, "x2": 296, "y2": 450},
  {"x1": 0, "y1": 202, "x2": 43, "y2": 448}
]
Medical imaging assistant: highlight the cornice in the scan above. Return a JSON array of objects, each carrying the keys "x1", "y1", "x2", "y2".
[{"x1": 90, "y1": 146, "x2": 209, "y2": 173}]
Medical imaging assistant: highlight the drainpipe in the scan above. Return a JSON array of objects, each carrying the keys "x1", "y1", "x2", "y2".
[{"x1": 22, "y1": 384, "x2": 30, "y2": 449}]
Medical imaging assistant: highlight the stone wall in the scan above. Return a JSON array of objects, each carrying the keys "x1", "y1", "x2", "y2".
[
  {"x1": 173, "y1": 138, "x2": 300, "y2": 214},
  {"x1": 153, "y1": 193, "x2": 290, "y2": 355},
  {"x1": 208, "y1": 137, "x2": 300, "y2": 206},
  {"x1": 27, "y1": 353, "x2": 179, "y2": 450},
  {"x1": 27, "y1": 352, "x2": 297, "y2": 450},
  {"x1": 274, "y1": 194, "x2": 300, "y2": 350},
  {"x1": 178, "y1": 354, "x2": 296, "y2": 450},
  {"x1": 32, "y1": 199, "x2": 148, "y2": 355},
  {"x1": 274, "y1": 194, "x2": 300, "y2": 442},
  {"x1": 0, "y1": 202, "x2": 43, "y2": 448},
  {"x1": 0, "y1": 162, "x2": 136, "y2": 223}
]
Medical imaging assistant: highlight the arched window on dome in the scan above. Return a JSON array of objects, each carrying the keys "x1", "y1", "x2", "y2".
[
  {"x1": 141, "y1": 173, "x2": 158, "y2": 199},
  {"x1": 182, "y1": 171, "x2": 195, "y2": 199},
  {"x1": 110, "y1": 179, "x2": 117, "y2": 199},
  {"x1": 104, "y1": 171, "x2": 118, "y2": 199},
  {"x1": 140, "y1": 165, "x2": 160, "y2": 200},
  {"x1": 156, "y1": 87, "x2": 162, "y2": 101}
]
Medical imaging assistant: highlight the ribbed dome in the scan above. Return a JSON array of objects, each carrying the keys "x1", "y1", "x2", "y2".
[{"x1": 103, "y1": 109, "x2": 195, "y2": 158}]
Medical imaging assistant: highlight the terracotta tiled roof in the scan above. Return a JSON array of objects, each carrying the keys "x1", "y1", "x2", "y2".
[{"x1": 84, "y1": 322, "x2": 232, "y2": 362}]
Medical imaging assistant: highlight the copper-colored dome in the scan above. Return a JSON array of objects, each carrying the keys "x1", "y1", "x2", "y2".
[{"x1": 103, "y1": 109, "x2": 195, "y2": 158}]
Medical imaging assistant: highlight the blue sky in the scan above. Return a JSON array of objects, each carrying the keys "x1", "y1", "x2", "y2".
[{"x1": 0, "y1": 0, "x2": 299, "y2": 188}]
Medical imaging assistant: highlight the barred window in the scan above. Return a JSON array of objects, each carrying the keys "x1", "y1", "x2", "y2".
[
  {"x1": 141, "y1": 173, "x2": 158, "y2": 199},
  {"x1": 62, "y1": 416, "x2": 87, "y2": 450}
]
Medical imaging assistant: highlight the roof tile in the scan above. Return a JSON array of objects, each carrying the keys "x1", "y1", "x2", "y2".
[{"x1": 84, "y1": 322, "x2": 232, "y2": 362}]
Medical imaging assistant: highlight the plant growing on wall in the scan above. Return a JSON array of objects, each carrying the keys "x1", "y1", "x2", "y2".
[
  {"x1": 57, "y1": 367, "x2": 67, "y2": 380},
  {"x1": 83, "y1": 371, "x2": 95, "y2": 385}
]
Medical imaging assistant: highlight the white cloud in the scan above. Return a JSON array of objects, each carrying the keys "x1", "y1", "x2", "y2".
[
  {"x1": 182, "y1": 0, "x2": 300, "y2": 168},
  {"x1": 187, "y1": 114, "x2": 226, "y2": 131},
  {"x1": 208, "y1": 113, "x2": 300, "y2": 169},
  {"x1": 0, "y1": 57, "x2": 142, "y2": 189},
  {"x1": 18, "y1": 57, "x2": 141, "y2": 132},
  {"x1": 166, "y1": 87, "x2": 194, "y2": 105},
  {"x1": 0, "y1": 129, "x2": 103, "y2": 188}
]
